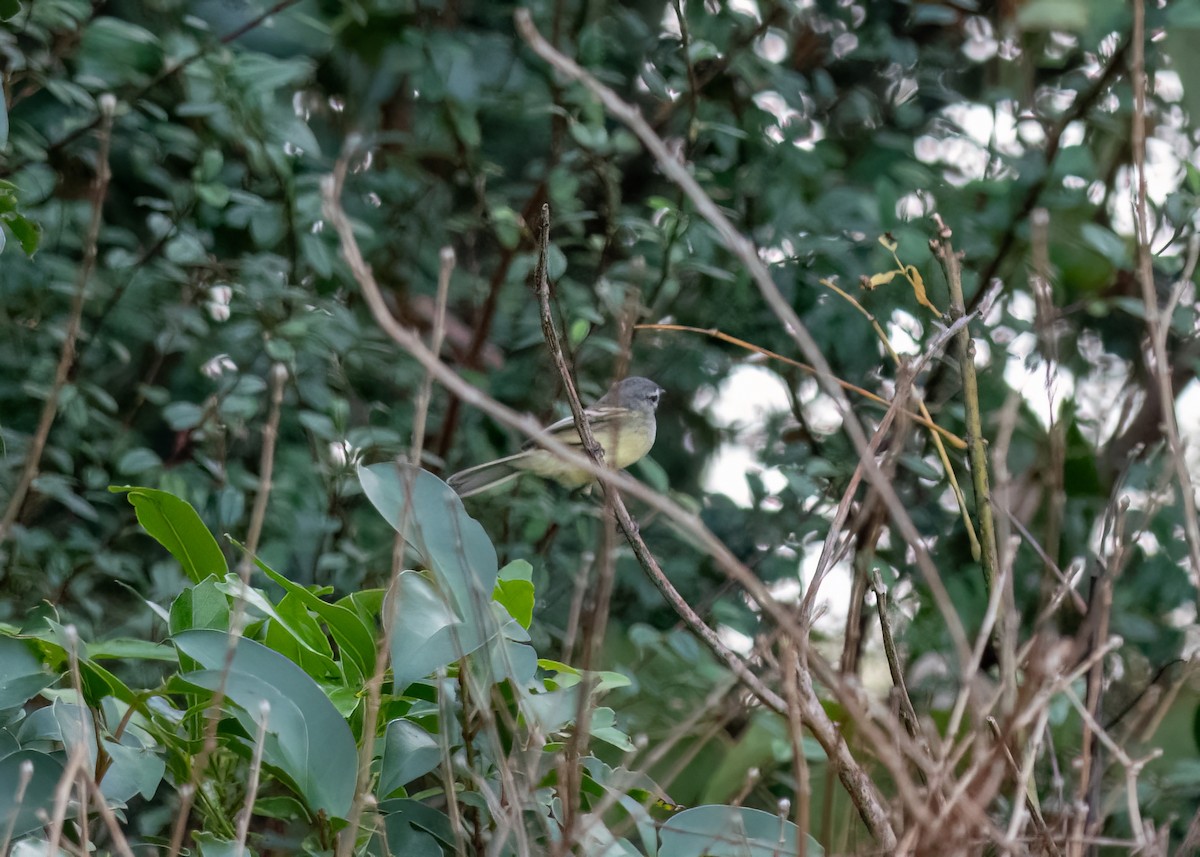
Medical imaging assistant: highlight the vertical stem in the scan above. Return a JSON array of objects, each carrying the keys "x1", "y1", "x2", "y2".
[
  {"x1": 531, "y1": 205, "x2": 601, "y2": 857},
  {"x1": 781, "y1": 640, "x2": 810, "y2": 857},
  {"x1": 335, "y1": 226, "x2": 460, "y2": 856},
  {"x1": 932, "y1": 217, "x2": 999, "y2": 593},
  {"x1": 235, "y1": 702, "x2": 271, "y2": 853},
  {"x1": 1130, "y1": 0, "x2": 1200, "y2": 600},
  {"x1": 1029, "y1": 208, "x2": 1065, "y2": 599},
  {"x1": 239, "y1": 363, "x2": 288, "y2": 580}
]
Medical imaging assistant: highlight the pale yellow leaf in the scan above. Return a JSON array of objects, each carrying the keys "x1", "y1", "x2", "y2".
[
  {"x1": 905, "y1": 265, "x2": 943, "y2": 317},
  {"x1": 866, "y1": 270, "x2": 900, "y2": 289}
]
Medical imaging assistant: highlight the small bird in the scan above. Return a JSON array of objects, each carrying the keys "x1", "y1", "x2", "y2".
[{"x1": 448, "y1": 376, "x2": 665, "y2": 497}]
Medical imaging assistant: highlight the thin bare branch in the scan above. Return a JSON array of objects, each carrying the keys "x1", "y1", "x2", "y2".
[
  {"x1": 1130, "y1": 0, "x2": 1200, "y2": 604},
  {"x1": 635, "y1": 322, "x2": 966, "y2": 447},
  {"x1": 239, "y1": 363, "x2": 288, "y2": 580},
  {"x1": 235, "y1": 701, "x2": 271, "y2": 853}
]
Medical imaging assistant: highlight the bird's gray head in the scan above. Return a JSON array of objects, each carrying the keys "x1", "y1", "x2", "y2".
[{"x1": 603, "y1": 376, "x2": 664, "y2": 411}]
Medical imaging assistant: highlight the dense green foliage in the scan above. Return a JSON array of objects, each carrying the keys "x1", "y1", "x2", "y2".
[
  {"x1": 3, "y1": 0, "x2": 1200, "y2": 852},
  {"x1": 2, "y1": 470, "x2": 818, "y2": 854}
]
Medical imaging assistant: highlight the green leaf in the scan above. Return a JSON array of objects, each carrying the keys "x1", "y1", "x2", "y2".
[
  {"x1": 98, "y1": 733, "x2": 167, "y2": 804},
  {"x1": 377, "y1": 800, "x2": 452, "y2": 857},
  {"x1": 447, "y1": 100, "x2": 481, "y2": 148},
  {"x1": 569, "y1": 121, "x2": 609, "y2": 151},
  {"x1": 633, "y1": 454, "x2": 669, "y2": 493},
  {"x1": 1079, "y1": 223, "x2": 1128, "y2": 267},
  {"x1": 116, "y1": 447, "x2": 163, "y2": 476},
  {"x1": 262, "y1": 591, "x2": 340, "y2": 681},
  {"x1": 522, "y1": 684, "x2": 581, "y2": 734},
  {"x1": 546, "y1": 244, "x2": 568, "y2": 280},
  {"x1": 301, "y1": 233, "x2": 334, "y2": 278},
  {"x1": 196, "y1": 182, "x2": 231, "y2": 209},
  {"x1": 489, "y1": 205, "x2": 521, "y2": 249},
  {"x1": 194, "y1": 832, "x2": 257, "y2": 857},
  {"x1": 84, "y1": 638, "x2": 175, "y2": 662},
  {"x1": 0, "y1": 750, "x2": 65, "y2": 838},
  {"x1": 78, "y1": 17, "x2": 163, "y2": 82},
  {"x1": 210, "y1": 576, "x2": 338, "y2": 679},
  {"x1": 481, "y1": 635, "x2": 537, "y2": 685},
  {"x1": 0, "y1": 636, "x2": 56, "y2": 710},
  {"x1": 660, "y1": 805, "x2": 821, "y2": 857},
  {"x1": 252, "y1": 795, "x2": 310, "y2": 822},
  {"x1": 253, "y1": 557, "x2": 376, "y2": 683},
  {"x1": 174, "y1": 629, "x2": 357, "y2": 819},
  {"x1": 568, "y1": 317, "x2": 591, "y2": 348},
  {"x1": 687, "y1": 39, "x2": 720, "y2": 62},
  {"x1": 494, "y1": 561, "x2": 534, "y2": 629},
  {"x1": 1168, "y1": 3, "x2": 1200, "y2": 26},
  {"x1": 229, "y1": 53, "x2": 316, "y2": 93},
  {"x1": 358, "y1": 463, "x2": 499, "y2": 624},
  {"x1": 162, "y1": 401, "x2": 205, "y2": 430},
  {"x1": 169, "y1": 576, "x2": 231, "y2": 634},
  {"x1": 2, "y1": 212, "x2": 41, "y2": 256},
  {"x1": 378, "y1": 718, "x2": 441, "y2": 797},
  {"x1": 898, "y1": 453, "x2": 942, "y2": 481},
  {"x1": 19, "y1": 699, "x2": 161, "y2": 805},
  {"x1": 1187, "y1": 161, "x2": 1200, "y2": 195},
  {"x1": 389, "y1": 570, "x2": 495, "y2": 691},
  {"x1": 112, "y1": 487, "x2": 227, "y2": 584},
  {"x1": 592, "y1": 671, "x2": 632, "y2": 692},
  {"x1": 32, "y1": 475, "x2": 98, "y2": 522},
  {"x1": 589, "y1": 707, "x2": 635, "y2": 751}
]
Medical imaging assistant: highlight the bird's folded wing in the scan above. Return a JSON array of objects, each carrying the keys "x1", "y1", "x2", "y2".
[{"x1": 521, "y1": 406, "x2": 628, "y2": 451}]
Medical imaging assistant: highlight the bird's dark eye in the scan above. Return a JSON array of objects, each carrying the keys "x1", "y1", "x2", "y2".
[{"x1": 648, "y1": 390, "x2": 661, "y2": 405}]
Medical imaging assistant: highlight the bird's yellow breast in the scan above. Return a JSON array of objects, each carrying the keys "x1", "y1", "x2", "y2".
[{"x1": 521, "y1": 414, "x2": 657, "y2": 488}]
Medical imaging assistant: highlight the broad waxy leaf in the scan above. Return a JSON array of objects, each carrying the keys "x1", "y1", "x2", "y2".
[
  {"x1": 112, "y1": 487, "x2": 227, "y2": 584},
  {"x1": 174, "y1": 629, "x2": 356, "y2": 818}
]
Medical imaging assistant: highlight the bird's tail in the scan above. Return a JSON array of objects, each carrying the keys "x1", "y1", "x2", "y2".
[{"x1": 446, "y1": 452, "x2": 528, "y2": 497}]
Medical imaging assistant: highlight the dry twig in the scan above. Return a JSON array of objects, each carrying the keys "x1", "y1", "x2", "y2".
[
  {"x1": 238, "y1": 363, "x2": 288, "y2": 579},
  {"x1": 1129, "y1": 0, "x2": 1200, "y2": 605}
]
